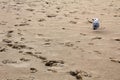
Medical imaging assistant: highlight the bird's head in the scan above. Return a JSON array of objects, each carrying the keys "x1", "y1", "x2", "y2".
[{"x1": 92, "y1": 18, "x2": 99, "y2": 21}]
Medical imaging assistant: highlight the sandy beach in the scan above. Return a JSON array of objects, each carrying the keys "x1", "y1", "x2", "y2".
[{"x1": 0, "y1": 0, "x2": 120, "y2": 80}]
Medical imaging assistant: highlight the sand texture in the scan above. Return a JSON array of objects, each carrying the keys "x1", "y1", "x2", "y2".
[{"x1": 0, "y1": 0, "x2": 120, "y2": 80}]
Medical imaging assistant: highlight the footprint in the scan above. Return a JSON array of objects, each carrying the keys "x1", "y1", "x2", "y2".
[
  {"x1": 35, "y1": 52, "x2": 42, "y2": 54},
  {"x1": 37, "y1": 34, "x2": 44, "y2": 36},
  {"x1": 34, "y1": 55, "x2": 47, "y2": 61},
  {"x1": 8, "y1": 43, "x2": 27, "y2": 50},
  {"x1": 109, "y1": 57, "x2": 120, "y2": 63},
  {"x1": 113, "y1": 15, "x2": 120, "y2": 17},
  {"x1": 69, "y1": 21, "x2": 77, "y2": 24},
  {"x1": 25, "y1": 51, "x2": 47, "y2": 61},
  {"x1": 69, "y1": 70, "x2": 82, "y2": 80},
  {"x1": 2, "y1": 39, "x2": 12, "y2": 43},
  {"x1": 69, "y1": 70, "x2": 91, "y2": 80},
  {"x1": 88, "y1": 43, "x2": 94, "y2": 45},
  {"x1": 69, "y1": 11, "x2": 78, "y2": 14},
  {"x1": 62, "y1": 28, "x2": 66, "y2": 30},
  {"x1": 26, "y1": 8, "x2": 34, "y2": 12},
  {"x1": 4, "y1": 40, "x2": 31, "y2": 50},
  {"x1": 20, "y1": 58, "x2": 30, "y2": 62},
  {"x1": 56, "y1": 6, "x2": 61, "y2": 10},
  {"x1": 45, "y1": 60, "x2": 64, "y2": 67},
  {"x1": 7, "y1": 30, "x2": 14, "y2": 34},
  {"x1": 15, "y1": 23, "x2": 29, "y2": 27},
  {"x1": 25, "y1": 52, "x2": 33, "y2": 55},
  {"x1": 19, "y1": 23, "x2": 29, "y2": 26},
  {"x1": 114, "y1": 38, "x2": 120, "y2": 42},
  {"x1": 64, "y1": 42, "x2": 74, "y2": 47},
  {"x1": 38, "y1": 18, "x2": 46, "y2": 22},
  {"x1": 2, "y1": 59, "x2": 17, "y2": 64},
  {"x1": 6, "y1": 30, "x2": 14, "y2": 37},
  {"x1": 47, "y1": 68, "x2": 57, "y2": 73},
  {"x1": 18, "y1": 32, "x2": 23, "y2": 36},
  {"x1": 91, "y1": 37, "x2": 102, "y2": 40},
  {"x1": 0, "y1": 47, "x2": 6, "y2": 52},
  {"x1": 80, "y1": 33, "x2": 86, "y2": 36},
  {"x1": 43, "y1": 38, "x2": 52, "y2": 42},
  {"x1": 94, "y1": 50, "x2": 102, "y2": 54},
  {"x1": 45, "y1": 1, "x2": 50, "y2": 4},
  {"x1": 75, "y1": 41, "x2": 81, "y2": 43},
  {"x1": 30, "y1": 68, "x2": 38, "y2": 73},
  {"x1": 74, "y1": 17, "x2": 79, "y2": 20},
  {"x1": 43, "y1": 42, "x2": 51, "y2": 46},
  {"x1": 19, "y1": 51, "x2": 23, "y2": 53},
  {"x1": 43, "y1": 39, "x2": 52, "y2": 46},
  {"x1": 20, "y1": 37, "x2": 25, "y2": 41},
  {"x1": 46, "y1": 14, "x2": 57, "y2": 18}
]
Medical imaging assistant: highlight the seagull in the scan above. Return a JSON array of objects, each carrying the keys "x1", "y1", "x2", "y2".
[{"x1": 92, "y1": 18, "x2": 100, "y2": 30}]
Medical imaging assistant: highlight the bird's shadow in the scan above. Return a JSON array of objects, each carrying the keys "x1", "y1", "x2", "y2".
[{"x1": 91, "y1": 27, "x2": 109, "y2": 34}]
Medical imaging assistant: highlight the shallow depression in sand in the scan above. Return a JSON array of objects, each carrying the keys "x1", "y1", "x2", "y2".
[{"x1": 8, "y1": 62, "x2": 30, "y2": 68}]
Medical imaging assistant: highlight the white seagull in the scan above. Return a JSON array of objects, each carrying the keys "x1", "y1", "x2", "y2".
[{"x1": 92, "y1": 18, "x2": 100, "y2": 30}]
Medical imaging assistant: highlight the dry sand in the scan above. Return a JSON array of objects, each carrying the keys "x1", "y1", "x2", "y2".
[{"x1": 0, "y1": 0, "x2": 120, "y2": 80}]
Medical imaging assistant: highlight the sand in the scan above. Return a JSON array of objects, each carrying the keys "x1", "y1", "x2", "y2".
[{"x1": 0, "y1": 0, "x2": 120, "y2": 80}]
